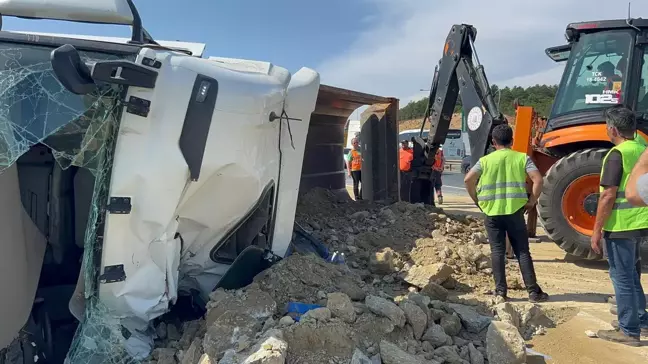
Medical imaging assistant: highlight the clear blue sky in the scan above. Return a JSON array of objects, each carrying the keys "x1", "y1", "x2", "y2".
[{"x1": 2, "y1": 0, "x2": 377, "y2": 73}]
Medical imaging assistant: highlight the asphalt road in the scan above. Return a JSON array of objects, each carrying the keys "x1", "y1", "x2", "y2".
[{"x1": 345, "y1": 170, "x2": 468, "y2": 197}]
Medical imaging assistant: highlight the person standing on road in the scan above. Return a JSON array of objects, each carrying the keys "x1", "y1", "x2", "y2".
[
  {"x1": 591, "y1": 105, "x2": 648, "y2": 346},
  {"x1": 431, "y1": 148, "x2": 445, "y2": 205},
  {"x1": 346, "y1": 137, "x2": 363, "y2": 200},
  {"x1": 464, "y1": 124, "x2": 549, "y2": 303},
  {"x1": 399, "y1": 140, "x2": 414, "y2": 201}
]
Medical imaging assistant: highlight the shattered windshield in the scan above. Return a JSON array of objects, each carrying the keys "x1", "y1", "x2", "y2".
[
  {"x1": 0, "y1": 42, "x2": 129, "y2": 173},
  {"x1": 0, "y1": 41, "x2": 134, "y2": 363}
]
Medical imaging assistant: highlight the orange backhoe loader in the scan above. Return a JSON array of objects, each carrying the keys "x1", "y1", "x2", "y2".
[{"x1": 411, "y1": 19, "x2": 648, "y2": 260}]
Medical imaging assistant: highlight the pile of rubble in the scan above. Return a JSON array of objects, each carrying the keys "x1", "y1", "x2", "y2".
[{"x1": 147, "y1": 188, "x2": 555, "y2": 364}]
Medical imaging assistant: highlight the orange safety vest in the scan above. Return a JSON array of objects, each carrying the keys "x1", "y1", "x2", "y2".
[
  {"x1": 433, "y1": 150, "x2": 444, "y2": 171},
  {"x1": 350, "y1": 150, "x2": 362, "y2": 171},
  {"x1": 399, "y1": 148, "x2": 413, "y2": 171}
]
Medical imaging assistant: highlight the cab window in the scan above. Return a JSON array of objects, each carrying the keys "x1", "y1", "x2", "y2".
[{"x1": 551, "y1": 30, "x2": 633, "y2": 117}]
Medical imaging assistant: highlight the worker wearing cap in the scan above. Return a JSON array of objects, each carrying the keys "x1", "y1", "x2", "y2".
[
  {"x1": 591, "y1": 105, "x2": 648, "y2": 346},
  {"x1": 346, "y1": 137, "x2": 363, "y2": 200},
  {"x1": 464, "y1": 124, "x2": 549, "y2": 303},
  {"x1": 399, "y1": 140, "x2": 414, "y2": 201}
]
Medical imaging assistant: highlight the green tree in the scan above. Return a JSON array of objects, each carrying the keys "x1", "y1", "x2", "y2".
[{"x1": 398, "y1": 84, "x2": 558, "y2": 120}]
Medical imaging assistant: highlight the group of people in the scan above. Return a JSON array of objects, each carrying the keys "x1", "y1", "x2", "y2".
[
  {"x1": 399, "y1": 140, "x2": 444, "y2": 205},
  {"x1": 463, "y1": 105, "x2": 648, "y2": 347}
]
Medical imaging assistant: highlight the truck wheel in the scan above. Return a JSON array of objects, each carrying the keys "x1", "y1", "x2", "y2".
[{"x1": 538, "y1": 148, "x2": 607, "y2": 260}]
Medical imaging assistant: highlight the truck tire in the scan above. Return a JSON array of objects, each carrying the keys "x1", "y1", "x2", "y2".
[{"x1": 538, "y1": 148, "x2": 607, "y2": 260}]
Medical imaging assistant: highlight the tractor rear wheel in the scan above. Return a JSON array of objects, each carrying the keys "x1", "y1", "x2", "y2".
[{"x1": 538, "y1": 148, "x2": 607, "y2": 260}]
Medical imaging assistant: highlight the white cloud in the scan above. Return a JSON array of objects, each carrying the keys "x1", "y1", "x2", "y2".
[{"x1": 317, "y1": 0, "x2": 648, "y2": 101}]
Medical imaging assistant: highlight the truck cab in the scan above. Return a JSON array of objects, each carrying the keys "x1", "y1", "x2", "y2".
[{"x1": 0, "y1": 1, "x2": 320, "y2": 362}]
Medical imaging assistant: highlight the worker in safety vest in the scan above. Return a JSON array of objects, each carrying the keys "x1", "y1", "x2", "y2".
[
  {"x1": 346, "y1": 137, "x2": 363, "y2": 200},
  {"x1": 591, "y1": 105, "x2": 648, "y2": 346},
  {"x1": 464, "y1": 124, "x2": 549, "y2": 303},
  {"x1": 399, "y1": 140, "x2": 414, "y2": 201},
  {"x1": 431, "y1": 148, "x2": 445, "y2": 205}
]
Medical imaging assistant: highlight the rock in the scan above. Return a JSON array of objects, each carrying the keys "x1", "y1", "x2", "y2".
[
  {"x1": 279, "y1": 316, "x2": 295, "y2": 327},
  {"x1": 284, "y1": 320, "x2": 356, "y2": 361},
  {"x1": 156, "y1": 322, "x2": 168, "y2": 340},
  {"x1": 435, "y1": 346, "x2": 464, "y2": 364},
  {"x1": 472, "y1": 232, "x2": 488, "y2": 245},
  {"x1": 351, "y1": 211, "x2": 370, "y2": 219},
  {"x1": 234, "y1": 329, "x2": 287, "y2": 364},
  {"x1": 206, "y1": 288, "x2": 277, "y2": 326},
  {"x1": 453, "y1": 336, "x2": 469, "y2": 347},
  {"x1": 467, "y1": 343, "x2": 484, "y2": 364},
  {"x1": 429, "y1": 308, "x2": 446, "y2": 322},
  {"x1": 370, "y1": 354, "x2": 382, "y2": 364},
  {"x1": 198, "y1": 354, "x2": 214, "y2": 364},
  {"x1": 422, "y1": 341, "x2": 434, "y2": 352},
  {"x1": 379, "y1": 208, "x2": 396, "y2": 221},
  {"x1": 495, "y1": 303, "x2": 520, "y2": 329},
  {"x1": 302, "y1": 307, "x2": 331, "y2": 322},
  {"x1": 399, "y1": 300, "x2": 428, "y2": 340},
  {"x1": 585, "y1": 330, "x2": 598, "y2": 338},
  {"x1": 365, "y1": 295, "x2": 406, "y2": 327},
  {"x1": 179, "y1": 320, "x2": 204, "y2": 349},
  {"x1": 379, "y1": 340, "x2": 433, "y2": 364},
  {"x1": 447, "y1": 303, "x2": 492, "y2": 333},
  {"x1": 308, "y1": 221, "x2": 321, "y2": 230},
  {"x1": 421, "y1": 282, "x2": 449, "y2": 301},
  {"x1": 440, "y1": 314, "x2": 462, "y2": 336},
  {"x1": 167, "y1": 323, "x2": 181, "y2": 341},
  {"x1": 517, "y1": 304, "x2": 552, "y2": 332},
  {"x1": 327, "y1": 292, "x2": 356, "y2": 323},
  {"x1": 351, "y1": 348, "x2": 373, "y2": 364},
  {"x1": 459, "y1": 346, "x2": 470, "y2": 360},
  {"x1": 422, "y1": 324, "x2": 452, "y2": 348},
  {"x1": 202, "y1": 311, "x2": 262, "y2": 358},
  {"x1": 456, "y1": 246, "x2": 485, "y2": 264},
  {"x1": 153, "y1": 348, "x2": 177, "y2": 361},
  {"x1": 441, "y1": 277, "x2": 458, "y2": 290},
  {"x1": 369, "y1": 248, "x2": 399, "y2": 275},
  {"x1": 486, "y1": 321, "x2": 526, "y2": 364},
  {"x1": 180, "y1": 338, "x2": 203, "y2": 364},
  {"x1": 405, "y1": 264, "x2": 454, "y2": 288}
]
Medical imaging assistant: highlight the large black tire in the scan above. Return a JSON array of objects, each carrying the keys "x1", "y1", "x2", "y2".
[
  {"x1": 539, "y1": 148, "x2": 648, "y2": 261},
  {"x1": 538, "y1": 148, "x2": 607, "y2": 260}
]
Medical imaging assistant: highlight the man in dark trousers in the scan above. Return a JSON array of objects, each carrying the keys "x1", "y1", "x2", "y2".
[
  {"x1": 464, "y1": 124, "x2": 549, "y2": 303},
  {"x1": 590, "y1": 105, "x2": 648, "y2": 346},
  {"x1": 399, "y1": 140, "x2": 414, "y2": 201}
]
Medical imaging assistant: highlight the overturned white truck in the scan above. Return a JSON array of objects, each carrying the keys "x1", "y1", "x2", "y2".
[{"x1": 0, "y1": 1, "x2": 400, "y2": 363}]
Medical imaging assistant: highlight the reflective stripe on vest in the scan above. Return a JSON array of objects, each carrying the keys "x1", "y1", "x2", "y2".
[
  {"x1": 600, "y1": 139, "x2": 648, "y2": 232},
  {"x1": 477, "y1": 149, "x2": 528, "y2": 216},
  {"x1": 350, "y1": 150, "x2": 362, "y2": 171}
]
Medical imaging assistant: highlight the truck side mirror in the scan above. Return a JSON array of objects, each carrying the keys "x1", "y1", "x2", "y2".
[
  {"x1": 50, "y1": 44, "x2": 96, "y2": 95},
  {"x1": 51, "y1": 44, "x2": 158, "y2": 95}
]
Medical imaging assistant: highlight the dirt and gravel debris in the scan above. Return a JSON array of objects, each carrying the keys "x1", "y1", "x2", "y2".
[{"x1": 147, "y1": 188, "x2": 567, "y2": 364}]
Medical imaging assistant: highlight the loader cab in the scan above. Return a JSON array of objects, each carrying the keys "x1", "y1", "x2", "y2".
[{"x1": 545, "y1": 19, "x2": 648, "y2": 136}]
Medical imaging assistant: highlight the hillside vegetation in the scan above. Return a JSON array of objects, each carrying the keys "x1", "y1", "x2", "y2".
[{"x1": 399, "y1": 84, "x2": 558, "y2": 124}]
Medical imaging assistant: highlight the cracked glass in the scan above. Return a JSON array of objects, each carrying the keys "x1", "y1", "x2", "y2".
[{"x1": 0, "y1": 42, "x2": 139, "y2": 363}]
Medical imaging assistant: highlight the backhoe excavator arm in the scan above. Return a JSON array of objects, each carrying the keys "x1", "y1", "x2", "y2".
[{"x1": 413, "y1": 24, "x2": 507, "y2": 179}]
